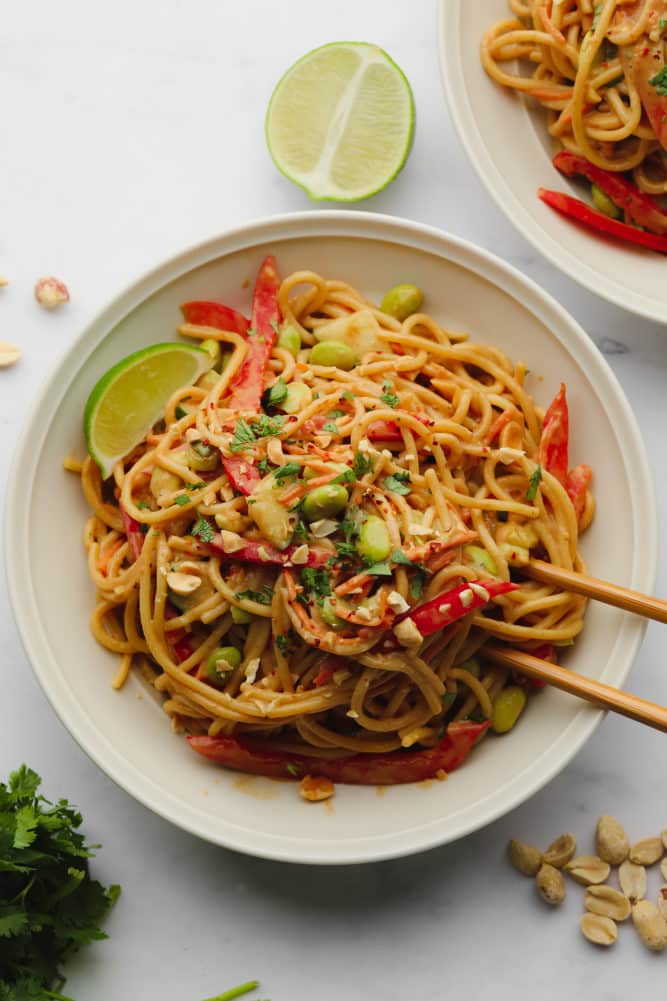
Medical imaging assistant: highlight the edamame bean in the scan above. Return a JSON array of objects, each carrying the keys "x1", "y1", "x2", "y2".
[
  {"x1": 278, "y1": 325, "x2": 301, "y2": 358},
  {"x1": 591, "y1": 184, "x2": 621, "y2": 220},
  {"x1": 310, "y1": 340, "x2": 357, "y2": 370},
  {"x1": 380, "y1": 284, "x2": 423, "y2": 321},
  {"x1": 187, "y1": 441, "x2": 219, "y2": 472},
  {"x1": 200, "y1": 338, "x2": 222, "y2": 370},
  {"x1": 302, "y1": 483, "x2": 349, "y2": 521},
  {"x1": 320, "y1": 597, "x2": 346, "y2": 630},
  {"x1": 464, "y1": 544, "x2": 498, "y2": 576},
  {"x1": 206, "y1": 646, "x2": 242, "y2": 687},
  {"x1": 197, "y1": 369, "x2": 221, "y2": 391},
  {"x1": 230, "y1": 605, "x2": 253, "y2": 625},
  {"x1": 150, "y1": 466, "x2": 182, "y2": 500},
  {"x1": 356, "y1": 515, "x2": 391, "y2": 563},
  {"x1": 278, "y1": 382, "x2": 313, "y2": 414},
  {"x1": 491, "y1": 686, "x2": 527, "y2": 733}
]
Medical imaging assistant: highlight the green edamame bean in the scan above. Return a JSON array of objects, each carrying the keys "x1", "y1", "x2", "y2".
[
  {"x1": 380, "y1": 284, "x2": 423, "y2": 321},
  {"x1": 320, "y1": 597, "x2": 346, "y2": 630},
  {"x1": 356, "y1": 515, "x2": 391, "y2": 563},
  {"x1": 187, "y1": 441, "x2": 219, "y2": 472},
  {"x1": 464, "y1": 544, "x2": 498, "y2": 577},
  {"x1": 491, "y1": 686, "x2": 527, "y2": 734},
  {"x1": 278, "y1": 325, "x2": 302, "y2": 358},
  {"x1": 591, "y1": 184, "x2": 621, "y2": 220},
  {"x1": 310, "y1": 340, "x2": 357, "y2": 370},
  {"x1": 278, "y1": 382, "x2": 313, "y2": 414},
  {"x1": 302, "y1": 483, "x2": 349, "y2": 522},
  {"x1": 199, "y1": 338, "x2": 222, "y2": 370},
  {"x1": 197, "y1": 369, "x2": 221, "y2": 391},
  {"x1": 150, "y1": 466, "x2": 182, "y2": 500},
  {"x1": 230, "y1": 604, "x2": 253, "y2": 625},
  {"x1": 206, "y1": 646, "x2": 242, "y2": 687}
]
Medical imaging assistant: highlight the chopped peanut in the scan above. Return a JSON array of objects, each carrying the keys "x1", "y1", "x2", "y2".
[
  {"x1": 300, "y1": 775, "x2": 335, "y2": 802},
  {"x1": 34, "y1": 276, "x2": 69, "y2": 308}
]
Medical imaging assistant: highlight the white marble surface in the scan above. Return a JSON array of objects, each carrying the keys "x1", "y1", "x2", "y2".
[{"x1": 2, "y1": 2, "x2": 667, "y2": 997}]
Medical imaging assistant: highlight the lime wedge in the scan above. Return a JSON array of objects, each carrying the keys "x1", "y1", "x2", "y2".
[
  {"x1": 84, "y1": 343, "x2": 212, "y2": 478},
  {"x1": 266, "y1": 41, "x2": 415, "y2": 201}
]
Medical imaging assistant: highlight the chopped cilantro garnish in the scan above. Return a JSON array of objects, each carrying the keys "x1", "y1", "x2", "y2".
[
  {"x1": 661, "y1": 17, "x2": 667, "y2": 30},
  {"x1": 335, "y1": 541, "x2": 358, "y2": 559},
  {"x1": 254, "y1": 414, "x2": 286, "y2": 438},
  {"x1": 230, "y1": 417, "x2": 257, "y2": 453},
  {"x1": 379, "y1": 380, "x2": 399, "y2": 408},
  {"x1": 341, "y1": 391, "x2": 354, "y2": 401},
  {"x1": 174, "y1": 494, "x2": 190, "y2": 506},
  {"x1": 273, "y1": 462, "x2": 301, "y2": 481},
  {"x1": 276, "y1": 634, "x2": 288, "y2": 654},
  {"x1": 526, "y1": 465, "x2": 542, "y2": 501},
  {"x1": 139, "y1": 523, "x2": 149, "y2": 534},
  {"x1": 362, "y1": 561, "x2": 393, "y2": 576},
  {"x1": 390, "y1": 549, "x2": 415, "y2": 567},
  {"x1": 267, "y1": 377, "x2": 288, "y2": 407},
  {"x1": 175, "y1": 404, "x2": 188, "y2": 419},
  {"x1": 332, "y1": 468, "x2": 355, "y2": 485},
  {"x1": 650, "y1": 66, "x2": 667, "y2": 96},
  {"x1": 340, "y1": 512, "x2": 360, "y2": 544},
  {"x1": 410, "y1": 568, "x2": 427, "y2": 600},
  {"x1": 327, "y1": 409, "x2": 345, "y2": 419},
  {"x1": 192, "y1": 516, "x2": 215, "y2": 543},
  {"x1": 235, "y1": 586, "x2": 273, "y2": 605},
  {"x1": 322, "y1": 421, "x2": 340, "y2": 434},
  {"x1": 353, "y1": 451, "x2": 374, "y2": 478},
  {"x1": 186, "y1": 480, "x2": 206, "y2": 491},
  {"x1": 257, "y1": 457, "x2": 270, "y2": 476},
  {"x1": 300, "y1": 567, "x2": 331, "y2": 599},
  {"x1": 286, "y1": 763, "x2": 301, "y2": 777},
  {"x1": 136, "y1": 500, "x2": 151, "y2": 510},
  {"x1": 592, "y1": 2, "x2": 602, "y2": 29},
  {"x1": 383, "y1": 470, "x2": 411, "y2": 495}
]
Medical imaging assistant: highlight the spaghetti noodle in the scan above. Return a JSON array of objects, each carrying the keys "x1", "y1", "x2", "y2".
[{"x1": 78, "y1": 257, "x2": 594, "y2": 786}]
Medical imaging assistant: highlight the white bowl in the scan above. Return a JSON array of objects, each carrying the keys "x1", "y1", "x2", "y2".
[
  {"x1": 439, "y1": 0, "x2": 667, "y2": 323},
  {"x1": 5, "y1": 212, "x2": 656, "y2": 864}
]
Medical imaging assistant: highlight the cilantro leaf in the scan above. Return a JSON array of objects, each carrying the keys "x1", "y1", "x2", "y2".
[
  {"x1": 175, "y1": 404, "x2": 188, "y2": 420},
  {"x1": 267, "y1": 377, "x2": 288, "y2": 407},
  {"x1": 650, "y1": 66, "x2": 667, "y2": 96},
  {"x1": 235, "y1": 586, "x2": 273, "y2": 605},
  {"x1": 341, "y1": 391, "x2": 354, "y2": 401},
  {"x1": 322, "y1": 421, "x2": 340, "y2": 434},
  {"x1": 273, "y1": 462, "x2": 301, "y2": 482},
  {"x1": 257, "y1": 457, "x2": 270, "y2": 476},
  {"x1": 526, "y1": 465, "x2": 542, "y2": 501},
  {"x1": 390, "y1": 549, "x2": 415, "y2": 567},
  {"x1": 276, "y1": 634, "x2": 288, "y2": 654},
  {"x1": 192, "y1": 516, "x2": 215, "y2": 543},
  {"x1": 174, "y1": 494, "x2": 190, "y2": 506},
  {"x1": 300, "y1": 567, "x2": 331, "y2": 599},
  {"x1": 332, "y1": 468, "x2": 355, "y2": 485},
  {"x1": 327, "y1": 409, "x2": 345, "y2": 419},
  {"x1": 362, "y1": 561, "x2": 393, "y2": 576},
  {"x1": 379, "y1": 380, "x2": 399, "y2": 408},
  {"x1": 286, "y1": 763, "x2": 301, "y2": 777},
  {"x1": 253, "y1": 414, "x2": 285, "y2": 438},
  {"x1": 410, "y1": 568, "x2": 427, "y2": 600},
  {"x1": 353, "y1": 452, "x2": 374, "y2": 478},
  {"x1": 185, "y1": 481, "x2": 206, "y2": 491},
  {"x1": 229, "y1": 417, "x2": 256, "y2": 453},
  {"x1": 383, "y1": 471, "x2": 411, "y2": 495}
]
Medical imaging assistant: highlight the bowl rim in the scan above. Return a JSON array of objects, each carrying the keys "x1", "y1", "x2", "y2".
[
  {"x1": 5, "y1": 209, "x2": 657, "y2": 864},
  {"x1": 437, "y1": 0, "x2": 667, "y2": 324}
]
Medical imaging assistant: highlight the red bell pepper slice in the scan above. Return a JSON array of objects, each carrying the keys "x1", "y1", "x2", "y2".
[
  {"x1": 227, "y1": 256, "x2": 281, "y2": 414},
  {"x1": 205, "y1": 534, "x2": 330, "y2": 569},
  {"x1": 566, "y1": 463, "x2": 592, "y2": 524},
  {"x1": 164, "y1": 604, "x2": 195, "y2": 662},
  {"x1": 552, "y1": 151, "x2": 667, "y2": 235},
  {"x1": 538, "y1": 187, "x2": 667, "y2": 254},
  {"x1": 396, "y1": 579, "x2": 519, "y2": 640},
  {"x1": 188, "y1": 720, "x2": 489, "y2": 785},
  {"x1": 221, "y1": 456, "x2": 262, "y2": 496},
  {"x1": 538, "y1": 382, "x2": 569, "y2": 487},
  {"x1": 120, "y1": 505, "x2": 144, "y2": 561},
  {"x1": 367, "y1": 415, "x2": 433, "y2": 443},
  {"x1": 180, "y1": 300, "x2": 250, "y2": 335}
]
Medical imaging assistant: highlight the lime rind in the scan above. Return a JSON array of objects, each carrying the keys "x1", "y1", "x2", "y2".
[
  {"x1": 265, "y1": 41, "x2": 415, "y2": 202},
  {"x1": 84, "y1": 342, "x2": 211, "y2": 479}
]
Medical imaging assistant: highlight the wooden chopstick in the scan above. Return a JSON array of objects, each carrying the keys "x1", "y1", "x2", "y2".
[
  {"x1": 485, "y1": 644, "x2": 667, "y2": 734},
  {"x1": 524, "y1": 559, "x2": 667, "y2": 624}
]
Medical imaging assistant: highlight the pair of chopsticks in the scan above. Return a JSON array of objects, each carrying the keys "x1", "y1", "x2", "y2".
[{"x1": 484, "y1": 559, "x2": 667, "y2": 733}]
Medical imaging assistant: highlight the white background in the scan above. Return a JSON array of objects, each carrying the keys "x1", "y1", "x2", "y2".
[{"x1": 2, "y1": 2, "x2": 667, "y2": 997}]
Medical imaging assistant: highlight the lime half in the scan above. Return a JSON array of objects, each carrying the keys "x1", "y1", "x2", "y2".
[
  {"x1": 266, "y1": 41, "x2": 415, "y2": 201},
  {"x1": 84, "y1": 343, "x2": 212, "y2": 478}
]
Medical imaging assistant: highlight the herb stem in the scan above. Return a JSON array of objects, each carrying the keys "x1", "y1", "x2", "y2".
[{"x1": 201, "y1": 981, "x2": 260, "y2": 1001}]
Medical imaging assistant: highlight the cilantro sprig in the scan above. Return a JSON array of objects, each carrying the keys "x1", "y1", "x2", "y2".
[
  {"x1": 0, "y1": 765, "x2": 119, "y2": 998},
  {"x1": 526, "y1": 465, "x2": 542, "y2": 501},
  {"x1": 379, "y1": 380, "x2": 399, "y2": 409},
  {"x1": 382, "y1": 470, "x2": 411, "y2": 495}
]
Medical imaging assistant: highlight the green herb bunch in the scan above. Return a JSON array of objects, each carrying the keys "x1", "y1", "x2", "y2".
[{"x1": 0, "y1": 766, "x2": 119, "y2": 1000}]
